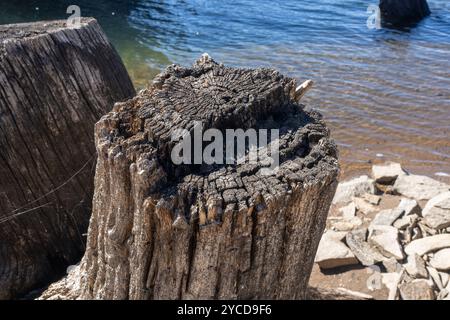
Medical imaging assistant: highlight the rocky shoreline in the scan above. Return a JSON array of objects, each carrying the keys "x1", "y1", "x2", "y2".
[
  {"x1": 314, "y1": 162, "x2": 450, "y2": 300},
  {"x1": 39, "y1": 162, "x2": 450, "y2": 300}
]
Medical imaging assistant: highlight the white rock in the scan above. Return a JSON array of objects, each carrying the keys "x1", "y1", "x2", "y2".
[
  {"x1": 353, "y1": 197, "x2": 377, "y2": 214},
  {"x1": 405, "y1": 254, "x2": 428, "y2": 279},
  {"x1": 363, "y1": 193, "x2": 381, "y2": 205},
  {"x1": 346, "y1": 229, "x2": 387, "y2": 266},
  {"x1": 371, "y1": 162, "x2": 406, "y2": 184},
  {"x1": 393, "y1": 174, "x2": 450, "y2": 201},
  {"x1": 370, "y1": 208, "x2": 404, "y2": 228},
  {"x1": 332, "y1": 175, "x2": 376, "y2": 204},
  {"x1": 405, "y1": 234, "x2": 450, "y2": 256},
  {"x1": 437, "y1": 289, "x2": 449, "y2": 300},
  {"x1": 315, "y1": 231, "x2": 359, "y2": 269},
  {"x1": 339, "y1": 202, "x2": 356, "y2": 220},
  {"x1": 411, "y1": 226, "x2": 423, "y2": 241},
  {"x1": 427, "y1": 266, "x2": 444, "y2": 290},
  {"x1": 422, "y1": 192, "x2": 450, "y2": 230},
  {"x1": 394, "y1": 214, "x2": 418, "y2": 230},
  {"x1": 335, "y1": 288, "x2": 374, "y2": 300},
  {"x1": 418, "y1": 222, "x2": 437, "y2": 237},
  {"x1": 382, "y1": 272, "x2": 403, "y2": 300},
  {"x1": 416, "y1": 277, "x2": 435, "y2": 288},
  {"x1": 399, "y1": 279, "x2": 435, "y2": 300},
  {"x1": 429, "y1": 248, "x2": 450, "y2": 271},
  {"x1": 369, "y1": 225, "x2": 405, "y2": 260},
  {"x1": 393, "y1": 216, "x2": 409, "y2": 229},
  {"x1": 332, "y1": 222, "x2": 351, "y2": 232},
  {"x1": 327, "y1": 216, "x2": 343, "y2": 222},
  {"x1": 440, "y1": 272, "x2": 449, "y2": 288},
  {"x1": 397, "y1": 198, "x2": 421, "y2": 216},
  {"x1": 382, "y1": 258, "x2": 402, "y2": 273},
  {"x1": 439, "y1": 272, "x2": 450, "y2": 288},
  {"x1": 333, "y1": 217, "x2": 363, "y2": 232}
]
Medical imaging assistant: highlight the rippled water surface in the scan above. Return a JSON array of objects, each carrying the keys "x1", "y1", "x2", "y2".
[{"x1": 2, "y1": 0, "x2": 449, "y2": 180}]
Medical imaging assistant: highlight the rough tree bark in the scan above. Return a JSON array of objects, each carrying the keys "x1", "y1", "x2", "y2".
[
  {"x1": 379, "y1": 0, "x2": 430, "y2": 26},
  {"x1": 41, "y1": 54, "x2": 339, "y2": 300},
  {"x1": 0, "y1": 18, "x2": 135, "y2": 299}
]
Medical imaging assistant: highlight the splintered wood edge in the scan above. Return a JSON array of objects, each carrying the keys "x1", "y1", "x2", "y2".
[{"x1": 294, "y1": 79, "x2": 314, "y2": 101}]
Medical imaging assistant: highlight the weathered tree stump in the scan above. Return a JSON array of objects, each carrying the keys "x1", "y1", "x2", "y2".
[
  {"x1": 380, "y1": 0, "x2": 430, "y2": 26},
  {"x1": 44, "y1": 55, "x2": 339, "y2": 300},
  {"x1": 0, "y1": 18, "x2": 135, "y2": 299}
]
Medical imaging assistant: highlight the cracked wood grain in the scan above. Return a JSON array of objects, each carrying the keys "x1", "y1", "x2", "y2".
[{"x1": 42, "y1": 54, "x2": 339, "y2": 300}]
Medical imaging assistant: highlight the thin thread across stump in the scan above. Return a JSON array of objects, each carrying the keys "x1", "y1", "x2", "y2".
[{"x1": 74, "y1": 55, "x2": 339, "y2": 300}]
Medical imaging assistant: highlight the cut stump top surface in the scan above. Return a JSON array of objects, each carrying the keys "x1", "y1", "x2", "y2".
[{"x1": 96, "y1": 55, "x2": 339, "y2": 223}]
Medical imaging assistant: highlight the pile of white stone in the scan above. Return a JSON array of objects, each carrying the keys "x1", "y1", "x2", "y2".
[{"x1": 315, "y1": 162, "x2": 450, "y2": 300}]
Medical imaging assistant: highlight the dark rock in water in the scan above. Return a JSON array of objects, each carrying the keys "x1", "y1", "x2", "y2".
[{"x1": 380, "y1": 0, "x2": 430, "y2": 26}]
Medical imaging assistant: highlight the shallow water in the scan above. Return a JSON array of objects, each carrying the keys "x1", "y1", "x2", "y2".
[{"x1": 2, "y1": 0, "x2": 449, "y2": 181}]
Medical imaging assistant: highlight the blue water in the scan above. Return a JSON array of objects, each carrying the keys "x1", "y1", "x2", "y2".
[{"x1": 1, "y1": 0, "x2": 450, "y2": 178}]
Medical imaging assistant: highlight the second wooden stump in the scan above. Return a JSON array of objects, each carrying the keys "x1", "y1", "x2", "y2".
[{"x1": 0, "y1": 18, "x2": 135, "y2": 299}]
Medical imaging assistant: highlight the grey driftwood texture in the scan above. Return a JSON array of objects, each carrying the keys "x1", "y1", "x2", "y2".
[
  {"x1": 0, "y1": 18, "x2": 135, "y2": 299},
  {"x1": 46, "y1": 54, "x2": 339, "y2": 300}
]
